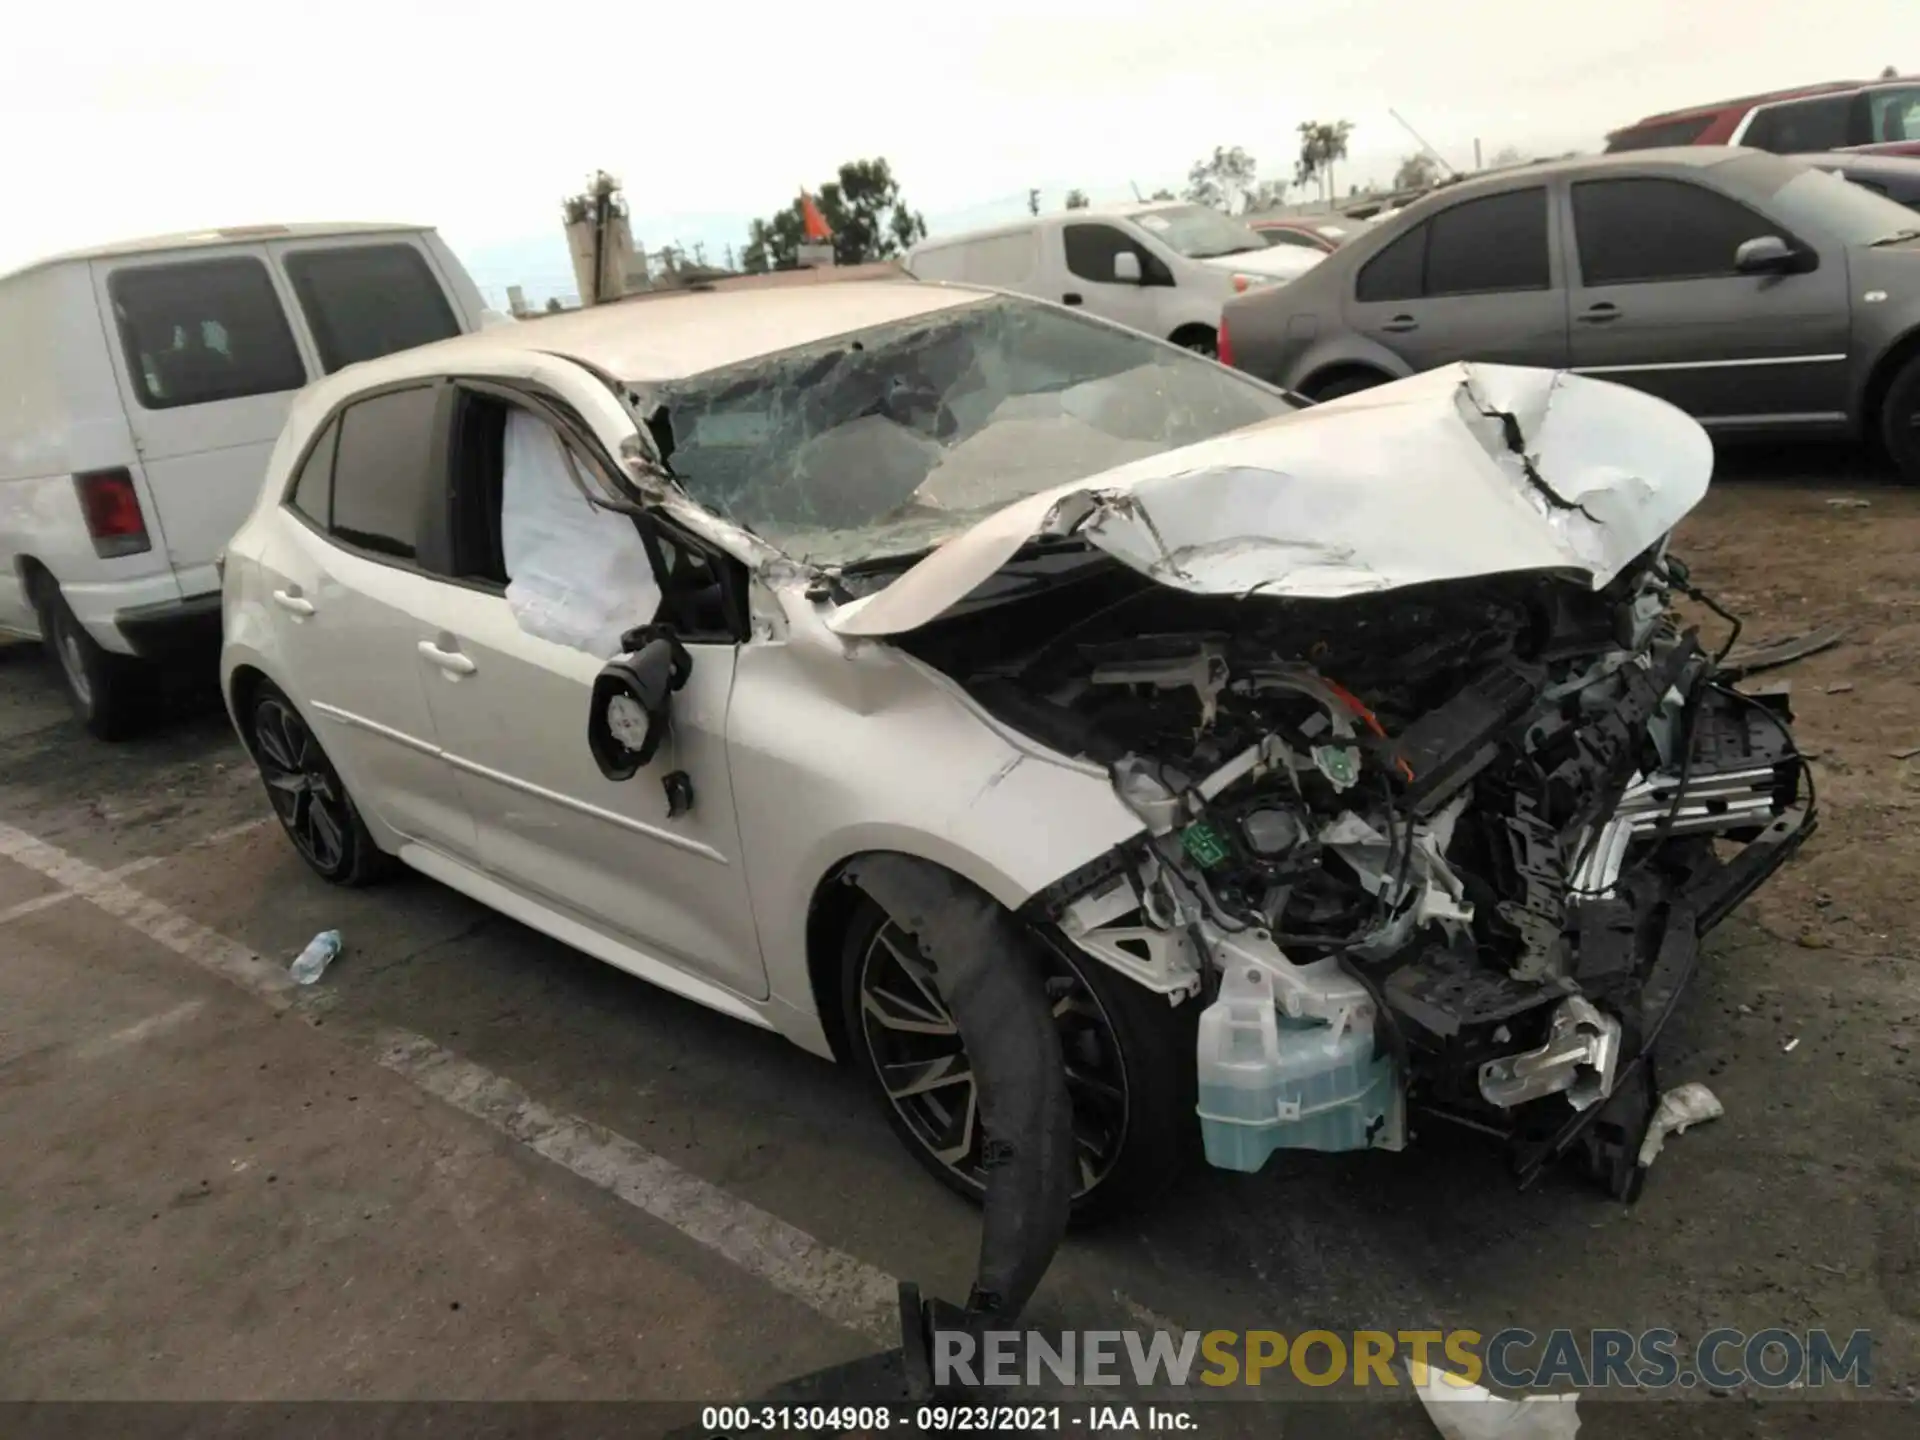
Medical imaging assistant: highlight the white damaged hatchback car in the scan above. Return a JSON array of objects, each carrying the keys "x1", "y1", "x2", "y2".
[{"x1": 221, "y1": 275, "x2": 1812, "y2": 1242}]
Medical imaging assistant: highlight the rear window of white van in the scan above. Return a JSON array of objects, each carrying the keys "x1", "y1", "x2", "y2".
[
  {"x1": 107, "y1": 258, "x2": 308, "y2": 410},
  {"x1": 284, "y1": 244, "x2": 462, "y2": 373}
]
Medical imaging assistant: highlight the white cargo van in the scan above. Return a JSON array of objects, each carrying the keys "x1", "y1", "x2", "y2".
[
  {"x1": 903, "y1": 202, "x2": 1322, "y2": 355},
  {"x1": 0, "y1": 223, "x2": 493, "y2": 737}
]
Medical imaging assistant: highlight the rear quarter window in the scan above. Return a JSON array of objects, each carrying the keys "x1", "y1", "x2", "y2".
[{"x1": 283, "y1": 244, "x2": 461, "y2": 373}]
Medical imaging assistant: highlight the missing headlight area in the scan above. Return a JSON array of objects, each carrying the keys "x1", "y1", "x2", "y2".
[{"x1": 904, "y1": 546, "x2": 1813, "y2": 1187}]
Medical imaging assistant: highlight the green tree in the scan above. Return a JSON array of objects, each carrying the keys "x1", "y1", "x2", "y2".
[
  {"x1": 1027, "y1": 188, "x2": 1041, "y2": 216},
  {"x1": 1294, "y1": 120, "x2": 1354, "y2": 202},
  {"x1": 1393, "y1": 153, "x2": 1442, "y2": 190},
  {"x1": 741, "y1": 158, "x2": 928, "y2": 272},
  {"x1": 1184, "y1": 145, "x2": 1258, "y2": 211},
  {"x1": 1064, "y1": 188, "x2": 1091, "y2": 209},
  {"x1": 1148, "y1": 187, "x2": 1176, "y2": 201}
]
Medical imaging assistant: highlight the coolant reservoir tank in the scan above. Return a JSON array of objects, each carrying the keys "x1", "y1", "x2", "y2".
[{"x1": 1195, "y1": 965, "x2": 1401, "y2": 1171}]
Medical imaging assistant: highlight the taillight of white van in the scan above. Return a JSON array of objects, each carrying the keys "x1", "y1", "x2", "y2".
[{"x1": 72, "y1": 468, "x2": 151, "y2": 558}]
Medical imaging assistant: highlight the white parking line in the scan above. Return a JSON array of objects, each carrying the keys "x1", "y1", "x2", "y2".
[
  {"x1": 0, "y1": 817, "x2": 273, "y2": 927},
  {"x1": 0, "y1": 817, "x2": 899, "y2": 1345}
]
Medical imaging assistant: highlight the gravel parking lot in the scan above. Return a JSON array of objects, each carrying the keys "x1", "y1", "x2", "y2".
[{"x1": 2, "y1": 446, "x2": 1917, "y2": 1435}]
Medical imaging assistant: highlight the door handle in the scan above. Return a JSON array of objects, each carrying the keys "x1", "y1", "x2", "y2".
[
  {"x1": 417, "y1": 640, "x2": 476, "y2": 677},
  {"x1": 1062, "y1": 292, "x2": 1084, "y2": 306},
  {"x1": 1579, "y1": 303, "x2": 1622, "y2": 325},
  {"x1": 1381, "y1": 315, "x2": 1419, "y2": 333},
  {"x1": 271, "y1": 588, "x2": 315, "y2": 617}
]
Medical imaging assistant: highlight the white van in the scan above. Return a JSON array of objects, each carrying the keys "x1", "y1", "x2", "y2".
[
  {"x1": 0, "y1": 223, "x2": 493, "y2": 737},
  {"x1": 903, "y1": 202, "x2": 1322, "y2": 355}
]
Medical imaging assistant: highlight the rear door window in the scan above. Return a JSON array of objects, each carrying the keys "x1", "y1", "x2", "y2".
[
  {"x1": 1355, "y1": 224, "x2": 1427, "y2": 302},
  {"x1": 107, "y1": 258, "x2": 307, "y2": 409},
  {"x1": 1572, "y1": 178, "x2": 1777, "y2": 285},
  {"x1": 1423, "y1": 189, "x2": 1551, "y2": 295},
  {"x1": 327, "y1": 385, "x2": 442, "y2": 560},
  {"x1": 283, "y1": 244, "x2": 461, "y2": 373}
]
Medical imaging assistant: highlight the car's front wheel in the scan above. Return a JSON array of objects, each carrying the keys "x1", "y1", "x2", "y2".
[
  {"x1": 1881, "y1": 355, "x2": 1920, "y2": 484},
  {"x1": 841, "y1": 891, "x2": 1196, "y2": 1223},
  {"x1": 246, "y1": 681, "x2": 394, "y2": 886}
]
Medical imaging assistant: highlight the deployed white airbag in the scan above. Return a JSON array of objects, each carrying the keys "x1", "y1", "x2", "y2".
[
  {"x1": 828, "y1": 363, "x2": 1711, "y2": 637},
  {"x1": 502, "y1": 409, "x2": 660, "y2": 657}
]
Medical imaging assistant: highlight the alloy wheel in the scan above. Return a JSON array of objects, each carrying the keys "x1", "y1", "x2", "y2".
[
  {"x1": 252, "y1": 697, "x2": 351, "y2": 873},
  {"x1": 857, "y1": 920, "x2": 1130, "y2": 1199}
]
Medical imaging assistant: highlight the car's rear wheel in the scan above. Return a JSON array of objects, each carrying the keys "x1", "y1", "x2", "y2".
[
  {"x1": 1880, "y1": 355, "x2": 1920, "y2": 484},
  {"x1": 33, "y1": 580, "x2": 152, "y2": 740},
  {"x1": 247, "y1": 682, "x2": 393, "y2": 886},
  {"x1": 841, "y1": 893, "x2": 1195, "y2": 1223}
]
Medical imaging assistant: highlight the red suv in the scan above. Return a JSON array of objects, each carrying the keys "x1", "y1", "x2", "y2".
[{"x1": 1608, "y1": 77, "x2": 1920, "y2": 157}]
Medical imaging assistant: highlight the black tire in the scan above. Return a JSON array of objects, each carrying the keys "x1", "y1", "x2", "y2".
[
  {"x1": 1880, "y1": 355, "x2": 1920, "y2": 484},
  {"x1": 245, "y1": 680, "x2": 395, "y2": 886},
  {"x1": 1171, "y1": 327, "x2": 1218, "y2": 359},
  {"x1": 33, "y1": 580, "x2": 153, "y2": 740},
  {"x1": 841, "y1": 892, "x2": 1197, "y2": 1224},
  {"x1": 1309, "y1": 369, "x2": 1389, "y2": 402}
]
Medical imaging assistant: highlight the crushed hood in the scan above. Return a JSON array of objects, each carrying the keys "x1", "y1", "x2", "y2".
[{"x1": 827, "y1": 363, "x2": 1712, "y2": 639}]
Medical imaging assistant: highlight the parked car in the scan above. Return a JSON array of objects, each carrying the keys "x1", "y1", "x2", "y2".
[
  {"x1": 1250, "y1": 217, "x2": 1353, "y2": 253},
  {"x1": 0, "y1": 223, "x2": 493, "y2": 737},
  {"x1": 1607, "y1": 75, "x2": 1920, "y2": 157},
  {"x1": 221, "y1": 276, "x2": 1809, "y2": 1232},
  {"x1": 1221, "y1": 148, "x2": 1920, "y2": 480},
  {"x1": 902, "y1": 203, "x2": 1320, "y2": 356},
  {"x1": 1792, "y1": 150, "x2": 1920, "y2": 208}
]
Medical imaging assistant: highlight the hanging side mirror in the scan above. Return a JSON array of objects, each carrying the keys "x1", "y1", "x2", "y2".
[{"x1": 588, "y1": 626, "x2": 693, "y2": 781}]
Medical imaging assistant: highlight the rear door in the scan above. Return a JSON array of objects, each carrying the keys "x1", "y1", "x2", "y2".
[
  {"x1": 259, "y1": 381, "x2": 480, "y2": 863},
  {"x1": 1563, "y1": 175, "x2": 1851, "y2": 425},
  {"x1": 92, "y1": 247, "x2": 312, "y2": 592},
  {"x1": 1344, "y1": 186, "x2": 1570, "y2": 372},
  {"x1": 271, "y1": 236, "x2": 466, "y2": 375}
]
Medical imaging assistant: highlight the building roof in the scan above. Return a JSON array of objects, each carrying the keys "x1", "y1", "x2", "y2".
[
  {"x1": 416, "y1": 273, "x2": 985, "y2": 382},
  {"x1": 1, "y1": 222, "x2": 433, "y2": 283}
]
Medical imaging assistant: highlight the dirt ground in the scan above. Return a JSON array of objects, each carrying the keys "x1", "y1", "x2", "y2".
[{"x1": 0, "y1": 442, "x2": 1917, "y2": 1436}]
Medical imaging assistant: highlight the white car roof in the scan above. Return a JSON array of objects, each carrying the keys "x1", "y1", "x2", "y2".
[{"x1": 342, "y1": 276, "x2": 989, "y2": 386}]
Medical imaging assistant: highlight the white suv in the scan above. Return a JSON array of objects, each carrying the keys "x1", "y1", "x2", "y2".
[{"x1": 0, "y1": 224, "x2": 491, "y2": 737}]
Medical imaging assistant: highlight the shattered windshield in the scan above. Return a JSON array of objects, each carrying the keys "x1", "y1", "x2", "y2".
[
  {"x1": 636, "y1": 294, "x2": 1292, "y2": 566},
  {"x1": 1127, "y1": 204, "x2": 1268, "y2": 259}
]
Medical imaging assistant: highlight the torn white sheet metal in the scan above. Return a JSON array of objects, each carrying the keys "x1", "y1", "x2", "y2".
[
  {"x1": 828, "y1": 362, "x2": 1710, "y2": 637},
  {"x1": 1412, "y1": 1365, "x2": 1580, "y2": 1440},
  {"x1": 1636, "y1": 1081, "x2": 1725, "y2": 1168}
]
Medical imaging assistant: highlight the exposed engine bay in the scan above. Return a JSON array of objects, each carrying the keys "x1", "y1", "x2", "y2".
[{"x1": 898, "y1": 540, "x2": 1814, "y2": 1193}]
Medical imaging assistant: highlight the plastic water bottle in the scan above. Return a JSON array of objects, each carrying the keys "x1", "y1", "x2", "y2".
[{"x1": 290, "y1": 930, "x2": 343, "y2": 986}]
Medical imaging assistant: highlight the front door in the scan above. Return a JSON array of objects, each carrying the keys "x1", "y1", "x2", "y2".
[
  {"x1": 1346, "y1": 185, "x2": 1571, "y2": 372},
  {"x1": 410, "y1": 393, "x2": 767, "y2": 1001},
  {"x1": 91, "y1": 247, "x2": 312, "y2": 589},
  {"x1": 1057, "y1": 222, "x2": 1168, "y2": 336},
  {"x1": 1563, "y1": 174, "x2": 1852, "y2": 425}
]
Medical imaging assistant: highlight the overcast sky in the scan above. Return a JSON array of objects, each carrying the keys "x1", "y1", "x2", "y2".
[{"x1": 2, "y1": 1, "x2": 1911, "y2": 300}]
